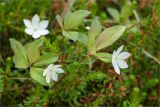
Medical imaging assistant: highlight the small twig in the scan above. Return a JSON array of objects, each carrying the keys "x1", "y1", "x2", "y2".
[
  {"x1": 10, "y1": 77, "x2": 31, "y2": 80},
  {"x1": 60, "y1": 36, "x2": 64, "y2": 49},
  {"x1": 60, "y1": 36, "x2": 65, "y2": 63},
  {"x1": 121, "y1": 38, "x2": 135, "y2": 46},
  {"x1": 133, "y1": 10, "x2": 140, "y2": 22},
  {"x1": 142, "y1": 48, "x2": 160, "y2": 65},
  {"x1": 127, "y1": 21, "x2": 141, "y2": 30},
  {"x1": 0, "y1": 53, "x2": 5, "y2": 65}
]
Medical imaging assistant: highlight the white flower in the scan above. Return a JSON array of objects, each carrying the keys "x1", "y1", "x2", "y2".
[
  {"x1": 85, "y1": 26, "x2": 90, "y2": 30},
  {"x1": 23, "y1": 14, "x2": 49, "y2": 39},
  {"x1": 43, "y1": 64, "x2": 64, "y2": 83},
  {"x1": 112, "y1": 45, "x2": 131, "y2": 74}
]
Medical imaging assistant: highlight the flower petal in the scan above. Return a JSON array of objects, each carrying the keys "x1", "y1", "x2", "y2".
[
  {"x1": 44, "y1": 64, "x2": 53, "y2": 76},
  {"x1": 48, "y1": 64, "x2": 53, "y2": 69},
  {"x1": 115, "y1": 45, "x2": 124, "y2": 56},
  {"x1": 112, "y1": 51, "x2": 120, "y2": 74},
  {"x1": 32, "y1": 14, "x2": 40, "y2": 27},
  {"x1": 39, "y1": 20, "x2": 49, "y2": 29},
  {"x1": 117, "y1": 59, "x2": 128, "y2": 69},
  {"x1": 32, "y1": 31, "x2": 41, "y2": 39},
  {"x1": 51, "y1": 72, "x2": 58, "y2": 81},
  {"x1": 46, "y1": 74, "x2": 51, "y2": 83},
  {"x1": 113, "y1": 60, "x2": 120, "y2": 74},
  {"x1": 43, "y1": 69, "x2": 48, "y2": 76},
  {"x1": 118, "y1": 52, "x2": 131, "y2": 59},
  {"x1": 53, "y1": 65, "x2": 61, "y2": 68},
  {"x1": 23, "y1": 19, "x2": 33, "y2": 28},
  {"x1": 25, "y1": 28, "x2": 34, "y2": 35},
  {"x1": 56, "y1": 68, "x2": 64, "y2": 74},
  {"x1": 36, "y1": 30, "x2": 49, "y2": 36}
]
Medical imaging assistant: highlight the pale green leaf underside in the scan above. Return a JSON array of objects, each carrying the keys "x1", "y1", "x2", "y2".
[
  {"x1": 9, "y1": 38, "x2": 28, "y2": 68},
  {"x1": 27, "y1": 39, "x2": 44, "y2": 64},
  {"x1": 77, "y1": 34, "x2": 88, "y2": 45},
  {"x1": 30, "y1": 67, "x2": 48, "y2": 86},
  {"x1": 88, "y1": 19, "x2": 102, "y2": 55},
  {"x1": 64, "y1": 10, "x2": 90, "y2": 30},
  {"x1": 95, "y1": 52, "x2": 112, "y2": 63},
  {"x1": 107, "y1": 7, "x2": 120, "y2": 22},
  {"x1": 120, "y1": 1, "x2": 136, "y2": 20},
  {"x1": 33, "y1": 53, "x2": 58, "y2": 67},
  {"x1": 13, "y1": 55, "x2": 28, "y2": 68},
  {"x1": 62, "y1": 31, "x2": 79, "y2": 41},
  {"x1": 56, "y1": 15, "x2": 64, "y2": 30},
  {"x1": 96, "y1": 25, "x2": 126, "y2": 51}
]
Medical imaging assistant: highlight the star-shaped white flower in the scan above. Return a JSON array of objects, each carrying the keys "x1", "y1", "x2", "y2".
[
  {"x1": 43, "y1": 64, "x2": 64, "y2": 83},
  {"x1": 23, "y1": 14, "x2": 49, "y2": 39},
  {"x1": 112, "y1": 45, "x2": 131, "y2": 74}
]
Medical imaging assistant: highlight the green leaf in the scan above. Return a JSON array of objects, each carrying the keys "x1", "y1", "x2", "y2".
[
  {"x1": 33, "y1": 53, "x2": 58, "y2": 67},
  {"x1": 88, "y1": 19, "x2": 102, "y2": 55},
  {"x1": 9, "y1": 38, "x2": 28, "y2": 68},
  {"x1": 30, "y1": 67, "x2": 48, "y2": 85},
  {"x1": 13, "y1": 55, "x2": 28, "y2": 68},
  {"x1": 120, "y1": 1, "x2": 136, "y2": 21},
  {"x1": 27, "y1": 39, "x2": 44, "y2": 64},
  {"x1": 62, "y1": 31, "x2": 79, "y2": 41},
  {"x1": 96, "y1": 25, "x2": 126, "y2": 51},
  {"x1": 56, "y1": 15, "x2": 64, "y2": 30},
  {"x1": 77, "y1": 33, "x2": 88, "y2": 45},
  {"x1": 107, "y1": 7, "x2": 120, "y2": 22},
  {"x1": 64, "y1": 10, "x2": 90, "y2": 30},
  {"x1": 95, "y1": 52, "x2": 112, "y2": 63}
]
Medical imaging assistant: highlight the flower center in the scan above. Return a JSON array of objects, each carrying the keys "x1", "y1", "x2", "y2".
[{"x1": 34, "y1": 28, "x2": 38, "y2": 31}]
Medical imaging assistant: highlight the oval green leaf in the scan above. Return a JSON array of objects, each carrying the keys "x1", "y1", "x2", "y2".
[
  {"x1": 64, "y1": 10, "x2": 90, "y2": 30},
  {"x1": 88, "y1": 19, "x2": 102, "y2": 55},
  {"x1": 27, "y1": 39, "x2": 43, "y2": 64},
  {"x1": 33, "y1": 53, "x2": 58, "y2": 67},
  {"x1": 9, "y1": 38, "x2": 29, "y2": 68},
  {"x1": 62, "y1": 31, "x2": 79, "y2": 41},
  {"x1": 96, "y1": 25, "x2": 126, "y2": 51},
  {"x1": 107, "y1": 7, "x2": 120, "y2": 22},
  {"x1": 30, "y1": 67, "x2": 49, "y2": 86},
  {"x1": 95, "y1": 52, "x2": 112, "y2": 63}
]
